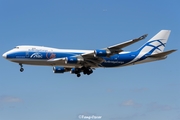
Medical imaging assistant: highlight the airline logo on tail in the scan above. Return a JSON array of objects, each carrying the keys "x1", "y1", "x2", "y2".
[
  {"x1": 140, "y1": 39, "x2": 166, "y2": 55},
  {"x1": 138, "y1": 30, "x2": 171, "y2": 55},
  {"x1": 147, "y1": 39, "x2": 166, "y2": 52}
]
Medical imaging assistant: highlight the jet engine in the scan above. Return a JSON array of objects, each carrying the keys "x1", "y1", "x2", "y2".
[
  {"x1": 94, "y1": 49, "x2": 111, "y2": 57},
  {"x1": 65, "y1": 56, "x2": 84, "y2": 64},
  {"x1": 70, "y1": 68, "x2": 81, "y2": 74},
  {"x1": 53, "y1": 66, "x2": 66, "y2": 73}
]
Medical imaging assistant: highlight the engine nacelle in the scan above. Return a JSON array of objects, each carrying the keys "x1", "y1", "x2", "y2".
[
  {"x1": 94, "y1": 49, "x2": 111, "y2": 57},
  {"x1": 53, "y1": 66, "x2": 66, "y2": 73},
  {"x1": 70, "y1": 68, "x2": 81, "y2": 74},
  {"x1": 65, "y1": 56, "x2": 84, "y2": 64}
]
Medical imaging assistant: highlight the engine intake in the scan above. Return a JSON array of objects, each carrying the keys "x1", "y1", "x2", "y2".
[
  {"x1": 53, "y1": 66, "x2": 66, "y2": 73},
  {"x1": 94, "y1": 49, "x2": 111, "y2": 57}
]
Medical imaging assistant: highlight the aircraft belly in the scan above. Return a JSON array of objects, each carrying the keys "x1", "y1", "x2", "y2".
[
  {"x1": 10, "y1": 59, "x2": 52, "y2": 66},
  {"x1": 9, "y1": 58, "x2": 85, "y2": 68}
]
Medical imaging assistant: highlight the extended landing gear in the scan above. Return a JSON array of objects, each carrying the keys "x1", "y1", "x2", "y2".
[
  {"x1": 71, "y1": 67, "x2": 93, "y2": 77},
  {"x1": 77, "y1": 73, "x2": 81, "y2": 77},
  {"x1": 82, "y1": 67, "x2": 93, "y2": 75},
  {"x1": 19, "y1": 63, "x2": 24, "y2": 72},
  {"x1": 20, "y1": 68, "x2": 24, "y2": 72}
]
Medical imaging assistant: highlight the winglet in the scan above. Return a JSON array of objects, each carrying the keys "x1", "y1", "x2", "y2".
[{"x1": 138, "y1": 34, "x2": 148, "y2": 40}]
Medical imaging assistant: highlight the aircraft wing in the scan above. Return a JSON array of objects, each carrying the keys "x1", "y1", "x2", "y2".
[
  {"x1": 81, "y1": 34, "x2": 148, "y2": 58},
  {"x1": 107, "y1": 34, "x2": 148, "y2": 50},
  {"x1": 48, "y1": 34, "x2": 148, "y2": 67}
]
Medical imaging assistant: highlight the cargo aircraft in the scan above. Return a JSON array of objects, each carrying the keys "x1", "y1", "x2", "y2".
[{"x1": 2, "y1": 30, "x2": 176, "y2": 77}]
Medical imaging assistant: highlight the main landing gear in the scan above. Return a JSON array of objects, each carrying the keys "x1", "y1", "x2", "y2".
[
  {"x1": 77, "y1": 73, "x2": 81, "y2": 77},
  {"x1": 19, "y1": 63, "x2": 24, "y2": 72},
  {"x1": 73, "y1": 67, "x2": 93, "y2": 77},
  {"x1": 72, "y1": 68, "x2": 81, "y2": 77},
  {"x1": 82, "y1": 67, "x2": 93, "y2": 75}
]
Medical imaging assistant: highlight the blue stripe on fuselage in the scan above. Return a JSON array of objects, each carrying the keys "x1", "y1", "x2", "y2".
[
  {"x1": 132, "y1": 39, "x2": 165, "y2": 63},
  {"x1": 7, "y1": 51, "x2": 142, "y2": 67},
  {"x1": 6, "y1": 51, "x2": 83, "y2": 60},
  {"x1": 101, "y1": 52, "x2": 138, "y2": 67}
]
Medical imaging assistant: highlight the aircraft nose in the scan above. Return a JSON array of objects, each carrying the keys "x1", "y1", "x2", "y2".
[{"x1": 2, "y1": 53, "x2": 7, "y2": 59}]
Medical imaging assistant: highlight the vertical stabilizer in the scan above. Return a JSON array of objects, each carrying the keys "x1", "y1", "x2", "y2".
[{"x1": 137, "y1": 30, "x2": 171, "y2": 55}]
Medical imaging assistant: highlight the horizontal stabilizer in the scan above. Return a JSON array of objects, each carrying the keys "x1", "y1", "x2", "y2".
[{"x1": 148, "y1": 49, "x2": 177, "y2": 58}]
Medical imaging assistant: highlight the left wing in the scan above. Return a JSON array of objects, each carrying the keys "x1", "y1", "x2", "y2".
[
  {"x1": 48, "y1": 34, "x2": 148, "y2": 67},
  {"x1": 82, "y1": 34, "x2": 148, "y2": 58}
]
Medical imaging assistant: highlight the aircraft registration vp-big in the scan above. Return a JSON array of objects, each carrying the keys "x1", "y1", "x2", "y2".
[{"x1": 2, "y1": 30, "x2": 176, "y2": 77}]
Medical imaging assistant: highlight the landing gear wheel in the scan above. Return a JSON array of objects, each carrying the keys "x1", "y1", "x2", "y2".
[
  {"x1": 20, "y1": 68, "x2": 24, "y2": 72},
  {"x1": 77, "y1": 73, "x2": 81, "y2": 77},
  {"x1": 19, "y1": 63, "x2": 24, "y2": 72}
]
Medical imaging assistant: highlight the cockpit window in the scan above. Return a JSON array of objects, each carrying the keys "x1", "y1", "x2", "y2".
[{"x1": 14, "y1": 47, "x2": 19, "y2": 49}]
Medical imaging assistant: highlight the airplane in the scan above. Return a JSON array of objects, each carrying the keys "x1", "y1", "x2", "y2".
[{"x1": 2, "y1": 30, "x2": 176, "y2": 77}]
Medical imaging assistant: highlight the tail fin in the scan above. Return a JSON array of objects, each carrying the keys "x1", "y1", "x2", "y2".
[{"x1": 137, "y1": 30, "x2": 171, "y2": 55}]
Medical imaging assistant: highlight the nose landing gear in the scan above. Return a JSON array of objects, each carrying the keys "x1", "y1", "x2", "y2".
[
  {"x1": 19, "y1": 63, "x2": 24, "y2": 72},
  {"x1": 20, "y1": 68, "x2": 24, "y2": 72}
]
